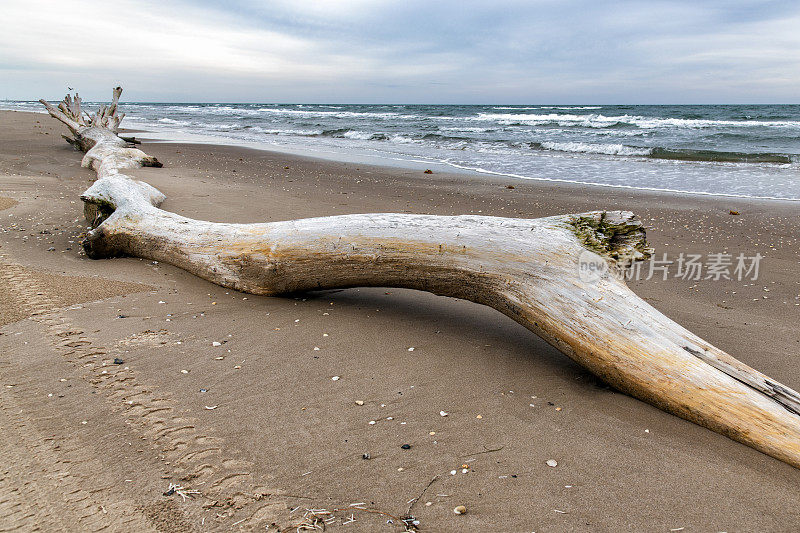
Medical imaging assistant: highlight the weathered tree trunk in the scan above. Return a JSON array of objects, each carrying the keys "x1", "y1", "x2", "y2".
[
  {"x1": 41, "y1": 89, "x2": 800, "y2": 469},
  {"x1": 39, "y1": 88, "x2": 161, "y2": 174}
]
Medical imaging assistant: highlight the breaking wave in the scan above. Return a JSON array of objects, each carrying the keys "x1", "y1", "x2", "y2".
[
  {"x1": 477, "y1": 112, "x2": 800, "y2": 130},
  {"x1": 530, "y1": 141, "x2": 796, "y2": 163}
]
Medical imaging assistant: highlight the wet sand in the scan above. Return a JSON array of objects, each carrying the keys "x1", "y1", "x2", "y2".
[{"x1": 1, "y1": 109, "x2": 799, "y2": 531}]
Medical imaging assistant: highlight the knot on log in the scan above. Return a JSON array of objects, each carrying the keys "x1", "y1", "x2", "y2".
[{"x1": 567, "y1": 211, "x2": 651, "y2": 267}]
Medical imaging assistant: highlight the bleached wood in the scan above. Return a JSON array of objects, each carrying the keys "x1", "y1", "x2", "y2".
[
  {"x1": 40, "y1": 87, "x2": 136, "y2": 151},
  {"x1": 41, "y1": 88, "x2": 800, "y2": 470}
]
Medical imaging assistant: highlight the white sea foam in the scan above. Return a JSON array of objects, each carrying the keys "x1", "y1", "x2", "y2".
[
  {"x1": 476, "y1": 112, "x2": 800, "y2": 129},
  {"x1": 203, "y1": 123, "x2": 236, "y2": 130},
  {"x1": 157, "y1": 118, "x2": 190, "y2": 125},
  {"x1": 538, "y1": 141, "x2": 652, "y2": 156},
  {"x1": 436, "y1": 161, "x2": 799, "y2": 201},
  {"x1": 342, "y1": 130, "x2": 375, "y2": 140},
  {"x1": 438, "y1": 126, "x2": 494, "y2": 133},
  {"x1": 259, "y1": 108, "x2": 416, "y2": 120},
  {"x1": 540, "y1": 106, "x2": 603, "y2": 110},
  {"x1": 476, "y1": 112, "x2": 623, "y2": 128},
  {"x1": 249, "y1": 126, "x2": 323, "y2": 136},
  {"x1": 389, "y1": 134, "x2": 420, "y2": 144},
  {"x1": 629, "y1": 116, "x2": 800, "y2": 129}
]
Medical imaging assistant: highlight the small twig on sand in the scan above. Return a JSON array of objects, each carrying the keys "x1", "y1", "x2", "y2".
[
  {"x1": 406, "y1": 475, "x2": 439, "y2": 515},
  {"x1": 283, "y1": 505, "x2": 418, "y2": 532},
  {"x1": 460, "y1": 445, "x2": 505, "y2": 457}
]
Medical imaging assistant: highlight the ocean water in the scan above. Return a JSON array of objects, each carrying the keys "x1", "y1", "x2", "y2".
[{"x1": 5, "y1": 101, "x2": 799, "y2": 200}]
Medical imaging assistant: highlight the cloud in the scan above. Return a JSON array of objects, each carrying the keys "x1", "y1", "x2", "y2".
[{"x1": 1, "y1": 0, "x2": 798, "y2": 102}]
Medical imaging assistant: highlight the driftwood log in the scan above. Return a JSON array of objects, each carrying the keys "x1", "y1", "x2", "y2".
[{"x1": 41, "y1": 88, "x2": 800, "y2": 469}]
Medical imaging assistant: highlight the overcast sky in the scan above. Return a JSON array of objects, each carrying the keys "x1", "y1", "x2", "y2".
[{"x1": 2, "y1": 0, "x2": 799, "y2": 103}]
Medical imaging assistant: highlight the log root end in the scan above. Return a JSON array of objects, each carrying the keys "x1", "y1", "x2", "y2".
[{"x1": 567, "y1": 211, "x2": 652, "y2": 267}]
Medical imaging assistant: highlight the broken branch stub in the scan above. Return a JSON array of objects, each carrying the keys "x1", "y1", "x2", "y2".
[{"x1": 40, "y1": 87, "x2": 800, "y2": 470}]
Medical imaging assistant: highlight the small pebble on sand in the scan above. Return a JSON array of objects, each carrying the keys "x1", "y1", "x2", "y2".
[
  {"x1": 355, "y1": 400, "x2": 364, "y2": 406},
  {"x1": 331, "y1": 376, "x2": 340, "y2": 381},
  {"x1": 453, "y1": 505, "x2": 467, "y2": 515},
  {"x1": 440, "y1": 411, "x2": 448, "y2": 417},
  {"x1": 212, "y1": 341, "x2": 221, "y2": 347},
  {"x1": 546, "y1": 459, "x2": 558, "y2": 467}
]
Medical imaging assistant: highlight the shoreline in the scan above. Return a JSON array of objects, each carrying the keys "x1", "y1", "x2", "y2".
[
  {"x1": 4, "y1": 106, "x2": 800, "y2": 202},
  {"x1": 133, "y1": 123, "x2": 800, "y2": 204},
  {"x1": 130, "y1": 124, "x2": 800, "y2": 204},
  {"x1": 2, "y1": 108, "x2": 800, "y2": 531}
]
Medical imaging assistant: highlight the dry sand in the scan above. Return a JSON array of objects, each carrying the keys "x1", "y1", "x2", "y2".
[{"x1": 1, "y1": 109, "x2": 799, "y2": 532}]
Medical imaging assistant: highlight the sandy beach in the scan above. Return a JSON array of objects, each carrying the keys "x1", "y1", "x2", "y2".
[{"x1": 2, "y1": 108, "x2": 800, "y2": 531}]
